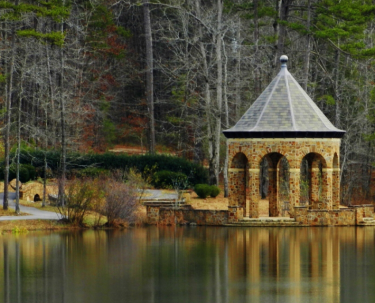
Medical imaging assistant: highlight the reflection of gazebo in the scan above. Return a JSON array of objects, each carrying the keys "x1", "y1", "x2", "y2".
[{"x1": 223, "y1": 56, "x2": 345, "y2": 218}]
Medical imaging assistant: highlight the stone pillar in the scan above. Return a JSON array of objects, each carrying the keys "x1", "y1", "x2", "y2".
[
  {"x1": 228, "y1": 206, "x2": 244, "y2": 223},
  {"x1": 228, "y1": 168, "x2": 246, "y2": 208},
  {"x1": 249, "y1": 168, "x2": 260, "y2": 218},
  {"x1": 332, "y1": 168, "x2": 340, "y2": 210},
  {"x1": 269, "y1": 168, "x2": 279, "y2": 217},
  {"x1": 322, "y1": 168, "x2": 333, "y2": 210},
  {"x1": 289, "y1": 168, "x2": 300, "y2": 209},
  {"x1": 147, "y1": 206, "x2": 160, "y2": 225}
]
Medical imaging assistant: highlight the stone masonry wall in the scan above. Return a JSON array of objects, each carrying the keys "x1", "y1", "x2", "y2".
[
  {"x1": 352, "y1": 205, "x2": 375, "y2": 224},
  {"x1": 228, "y1": 138, "x2": 341, "y2": 218},
  {"x1": 147, "y1": 207, "x2": 229, "y2": 225},
  {"x1": 147, "y1": 205, "x2": 373, "y2": 226},
  {"x1": 294, "y1": 206, "x2": 355, "y2": 226},
  {"x1": 147, "y1": 206, "x2": 160, "y2": 224}
]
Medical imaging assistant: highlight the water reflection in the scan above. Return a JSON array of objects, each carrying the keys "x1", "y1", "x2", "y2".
[{"x1": 0, "y1": 227, "x2": 374, "y2": 303}]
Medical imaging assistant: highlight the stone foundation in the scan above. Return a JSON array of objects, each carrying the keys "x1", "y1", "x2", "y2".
[
  {"x1": 147, "y1": 205, "x2": 375, "y2": 226},
  {"x1": 147, "y1": 206, "x2": 229, "y2": 226},
  {"x1": 294, "y1": 205, "x2": 375, "y2": 226},
  {"x1": 294, "y1": 207, "x2": 355, "y2": 226},
  {"x1": 228, "y1": 206, "x2": 243, "y2": 223},
  {"x1": 352, "y1": 205, "x2": 375, "y2": 224}
]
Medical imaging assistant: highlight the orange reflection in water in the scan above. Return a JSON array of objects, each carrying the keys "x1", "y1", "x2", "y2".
[
  {"x1": 227, "y1": 227, "x2": 375, "y2": 303},
  {"x1": 0, "y1": 227, "x2": 375, "y2": 303}
]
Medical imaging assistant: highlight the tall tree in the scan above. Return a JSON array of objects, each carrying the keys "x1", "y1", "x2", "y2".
[
  {"x1": 143, "y1": 0, "x2": 156, "y2": 154},
  {"x1": 0, "y1": 0, "x2": 68, "y2": 210}
]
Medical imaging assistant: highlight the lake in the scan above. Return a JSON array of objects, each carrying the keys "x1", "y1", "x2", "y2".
[{"x1": 0, "y1": 226, "x2": 374, "y2": 303}]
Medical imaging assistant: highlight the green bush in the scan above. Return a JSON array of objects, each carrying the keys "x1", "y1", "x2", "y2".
[
  {"x1": 23, "y1": 164, "x2": 36, "y2": 180},
  {"x1": 72, "y1": 167, "x2": 110, "y2": 179},
  {"x1": 152, "y1": 170, "x2": 188, "y2": 189},
  {"x1": 194, "y1": 184, "x2": 211, "y2": 199},
  {"x1": 209, "y1": 185, "x2": 220, "y2": 198},
  {"x1": 9, "y1": 165, "x2": 30, "y2": 183},
  {"x1": 0, "y1": 163, "x2": 36, "y2": 182},
  {"x1": 194, "y1": 184, "x2": 220, "y2": 198},
  {"x1": 13, "y1": 149, "x2": 209, "y2": 185}
]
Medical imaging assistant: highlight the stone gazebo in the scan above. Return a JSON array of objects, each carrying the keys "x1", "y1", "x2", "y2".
[{"x1": 223, "y1": 55, "x2": 345, "y2": 219}]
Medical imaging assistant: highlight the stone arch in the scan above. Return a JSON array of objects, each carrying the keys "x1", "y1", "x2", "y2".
[
  {"x1": 332, "y1": 153, "x2": 340, "y2": 209},
  {"x1": 301, "y1": 152, "x2": 332, "y2": 209},
  {"x1": 230, "y1": 152, "x2": 248, "y2": 168},
  {"x1": 259, "y1": 152, "x2": 286, "y2": 217},
  {"x1": 229, "y1": 152, "x2": 249, "y2": 211}
]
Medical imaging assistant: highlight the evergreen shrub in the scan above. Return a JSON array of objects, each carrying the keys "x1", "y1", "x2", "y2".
[
  {"x1": 209, "y1": 185, "x2": 220, "y2": 197},
  {"x1": 194, "y1": 184, "x2": 211, "y2": 199},
  {"x1": 194, "y1": 184, "x2": 220, "y2": 198},
  {"x1": 72, "y1": 167, "x2": 110, "y2": 179},
  {"x1": 9, "y1": 165, "x2": 30, "y2": 183},
  {"x1": 23, "y1": 164, "x2": 36, "y2": 180},
  {"x1": 14, "y1": 150, "x2": 208, "y2": 185},
  {"x1": 152, "y1": 170, "x2": 188, "y2": 189}
]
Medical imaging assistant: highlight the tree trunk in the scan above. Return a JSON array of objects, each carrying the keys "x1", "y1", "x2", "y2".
[
  {"x1": 3, "y1": 5, "x2": 18, "y2": 210},
  {"x1": 302, "y1": 0, "x2": 312, "y2": 91},
  {"x1": 143, "y1": 0, "x2": 156, "y2": 154},
  {"x1": 58, "y1": 11, "x2": 66, "y2": 207},
  {"x1": 15, "y1": 60, "x2": 26, "y2": 214},
  {"x1": 235, "y1": 17, "x2": 242, "y2": 121},
  {"x1": 45, "y1": 45, "x2": 56, "y2": 148},
  {"x1": 275, "y1": 0, "x2": 293, "y2": 69},
  {"x1": 223, "y1": 39, "x2": 229, "y2": 197},
  {"x1": 212, "y1": 0, "x2": 223, "y2": 186},
  {"x1": 195, "y1": 0, "x2": 214, "y2": 182},
  {"x1": 334, "y1": 48, "x2": 341, "y2": 128},
  {"x1": 253, "y1": 0, "x2": 261, "y2": 95}
]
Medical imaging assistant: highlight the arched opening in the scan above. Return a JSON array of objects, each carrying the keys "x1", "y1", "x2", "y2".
[
  {"x1": 278, "y1": 157, "x2": 290, "y2": 216},
  {"x1": 300, "y1": 153, "x2": 328, "y2": 209},
  {"x1": 259, "y1": 152, "x2": 288, "y2": 217},
  {"x1": 229, "y1": 152, "x2": 248, "y2": 213}
]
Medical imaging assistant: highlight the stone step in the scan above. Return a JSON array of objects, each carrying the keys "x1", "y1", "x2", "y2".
[
  {"x1": 359, "y1": 217, "x2": 375, "y2": 225},
  {"x1": 225, "y1": 221, "x2": 300, "y2": 227},
  {"x1": 241, "y1": 217, "x2": 295, "y2": 223},
  {"x1": 225, "y1": 217, "x2": 298, "y2": 227},
  {"x1": 362, "y1": 217, "x2": 375, "y2": 222}
]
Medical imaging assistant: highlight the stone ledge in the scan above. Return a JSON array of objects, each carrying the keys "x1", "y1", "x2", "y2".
[
  {"x1": 350, "y1": 204, "x2": 374, "y2": 208},
  {"x1": 307, "y1": 209, "x2": 354, "y2": 213}
]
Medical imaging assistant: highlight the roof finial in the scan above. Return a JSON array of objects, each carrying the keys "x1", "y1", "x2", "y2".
[{"x1": 280, "y1": 55, "x2": 288, "y2": 68}]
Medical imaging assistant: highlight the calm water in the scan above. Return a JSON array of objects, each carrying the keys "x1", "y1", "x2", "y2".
[{"x1": 0, "y1": 226, "x2": 374, "y2": 303}]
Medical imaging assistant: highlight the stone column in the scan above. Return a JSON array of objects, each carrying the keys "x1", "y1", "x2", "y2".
[
  {"x1": 332, "y1": 167, "x2": 340, "y2": 210},
  {"x1": 322, "y1": 168, "x2": 333, "y2": 210},
  {"x1": 228, "y1": 168, "x2": 246, "y2": 208},
  {"x1": 269, "y1": 168, "x2": 279, "y2": 217},
  {"x1": 249, "y1": 168, "x2": 260, "y2": 218},
  {"x1": 289, "y1": 168, "x2": 300, "y2": 209}
]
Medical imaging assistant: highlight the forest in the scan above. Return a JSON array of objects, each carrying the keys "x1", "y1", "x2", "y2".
[{"x1": 1, "y1": 0, "x2": 375, "y2": 206}]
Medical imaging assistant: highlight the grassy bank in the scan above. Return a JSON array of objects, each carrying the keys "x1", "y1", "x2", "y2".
[
  {"x1": 0, "y1": 219, "x2": 72, "y2": 233},
  {"x1": 0, "y1": 198, "x2": 146, "y2": 233}
]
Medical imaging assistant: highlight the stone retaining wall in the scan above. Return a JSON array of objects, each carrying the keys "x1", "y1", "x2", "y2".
[
  {"x1": 147, "y1": 205, "x2": 375, "y2": 226},
  {"x1": 294, "y1": 205, "x2": 375, "y2": 226},
  {"x1": 294, "y1": 207, "x2": 355, "y2": 226},
  {"x1": 351, "y1": 205, "x2": 374, "y2": 224},
  {"x1": 155, "y1": 208, "x2": 228, "y2": 225}
]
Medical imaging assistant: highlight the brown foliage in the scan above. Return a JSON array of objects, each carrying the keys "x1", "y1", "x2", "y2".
[{"x1": 101, "y1": 180, "x2": 138, "y2": 226}]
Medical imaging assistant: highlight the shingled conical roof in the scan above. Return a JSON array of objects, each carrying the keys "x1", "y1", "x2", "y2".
[{"x1": 223, "y1": 55, "x2": 345, "y2": 139}]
